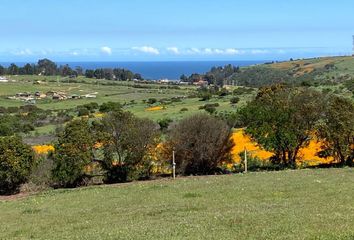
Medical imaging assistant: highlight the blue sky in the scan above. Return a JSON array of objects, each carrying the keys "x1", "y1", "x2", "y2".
[{"x1": 0, "y1": 0, "x2": 353, "y2": 61}]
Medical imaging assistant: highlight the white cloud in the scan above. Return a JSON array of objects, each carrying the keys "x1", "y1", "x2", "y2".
[
  {"x1": 204, "y1": 48, "x2": 213, "y2": 54},
  {"x1": 132, "y1": 46, "x2": 160, "y2": 55},
  {"x1": 187, "y1": 48, "x2": 201, "y2": 54},
  {"x1": 187, "y1": 48, "x2": 243, "y2": 55},
  {"x1": 101, "y1": 46, "x2": 112, "y2": 55},
  {"x1": 250, "y1": 49, "x2": 270, "y2": 54},
  {"x1": 214, "y1": 49, "x2": 224, "y2": 54},
  {"x1": 12, "y1": 49, "x2": 32, "y2": 56},
  {"x1": 225, "y1": 48, "x2": 242, "y2": 55},
  {"x1": 166, "y1": 47, "x2": 179, "y2": 54}
]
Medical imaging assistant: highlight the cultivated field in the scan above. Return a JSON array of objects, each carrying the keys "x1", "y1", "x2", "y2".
[{"x1": 0, "y1": 168, "x2": 353, "y2": 239}]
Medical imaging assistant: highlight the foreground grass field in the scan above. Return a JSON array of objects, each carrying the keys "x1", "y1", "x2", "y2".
[{"x1": 0, "y1": 168, "x2": 353, "y2": 239}]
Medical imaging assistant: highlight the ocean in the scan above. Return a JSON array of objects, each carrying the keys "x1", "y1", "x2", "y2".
[{"x1": 0, "y1": 61, "x2": 266, "y2": 80}]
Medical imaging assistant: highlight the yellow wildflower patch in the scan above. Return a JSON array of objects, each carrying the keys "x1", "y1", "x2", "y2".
[
  {"x1": 298, "y1": 140, "x2": 334, "y2": 166},
  {"x1": 231, "y1": 129, "x2": 273, "y2": 163},
  {"x1": 146, "y1": 106, "x2": 164, "y2": 111},
  {"x1": 32, "y1": 145, "x2": 55, "y2": 155},
  {"x1": 231, "y1": 129, "x2": 336, "y2": 166}
]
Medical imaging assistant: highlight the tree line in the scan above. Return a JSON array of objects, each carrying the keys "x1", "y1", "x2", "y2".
[
  {"x1": 180, "y1": 64, "x2": 240, "y2": 86},
  {"x1": 0, "y1": 58, "x2": 143, "y2": 80}
]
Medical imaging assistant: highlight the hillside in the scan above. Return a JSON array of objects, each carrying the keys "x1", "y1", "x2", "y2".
[
  {"x1": 0, "y1": 168, "x2": 353, "y2": 239},
  {"x1": 228, "y1": 56, "x2": 354, "y2": 89}
]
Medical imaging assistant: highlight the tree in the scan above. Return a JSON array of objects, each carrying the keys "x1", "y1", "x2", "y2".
[
  {"x1": 167, "y1": 114, "x2": 234, "y2": 175},
  {"x1": 23, "y1": 63, "x2": 34, "y2": 75},
  {"x1": 103, "y1": 68, "x2": 114, "y2": 80},
  {"x1": 240, "y1": 86, "x2": 324, "y2": 167},
  {"x1": 37, "y1": 58, "x2": 57, "y2": 75},
  {"x1": 99, "y1": 111, "x2": 159, "y2": 183},
  {"x1": 94, "y1": 69, "x2": 104, "y2": 79},
  {"x1": 59, "y1": 64, "x2": 74, "y2": 77},
  {"x1": 0, "y1": 65, "x2": 5, "y2": 75},
  {"x1": 0, "y1": 136, "x2": 35, "y2": 194},
  {"x1": 7, "y1": 63, "x2": 19, "y2": 75},
  {"x1": 180, "y1": 74, "x2": 188, "y2": 82},
  {"x1": 85, "y1": 69, "x2": 95, "y2": 78},
  {"x1": 51, "y1": 119, "x2": 94, "y2": 187},
  {"x1": 75, "y1": 66, "x2": 83, "y2": 76},
  {"x1": 133, "y1": 73, "x2": 143, "y2": 80},
  {"x1": 317, "y1": 95, "x2": 354, "y2": 166}
]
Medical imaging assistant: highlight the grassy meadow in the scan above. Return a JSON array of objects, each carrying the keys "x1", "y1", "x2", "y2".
[{"x1": 0, "y1": 168, "x2": 353, "y2": 239}]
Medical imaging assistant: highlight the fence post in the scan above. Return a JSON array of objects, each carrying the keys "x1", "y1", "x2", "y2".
[
  {"x1": 172, "y1": 150, "x2": 176, "y2": 179},
  {"x1": 244, "y1": 147, "x2": 248, "y2": 173}
]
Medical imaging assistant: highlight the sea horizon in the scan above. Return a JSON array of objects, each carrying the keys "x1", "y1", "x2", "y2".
[{"x1": 0, "y1": 60, "x2": 268, "y2": 80}]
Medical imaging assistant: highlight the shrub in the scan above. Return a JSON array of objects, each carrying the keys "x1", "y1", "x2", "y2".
[
  {"x1": 218, "y1": 88, "x2": 229, "y2": 97},
  {"x1": 77, "y1": 107, "x2": 90, "y2": 117},
  {"x1": 167, "y1": 114, "x2": 234, "y2": 175},
  {"x1": 147, "y1": 98, "x2": 157, "y2": 104},
  {"x1": 0, "y1": 136, "x2": 35, "y2": 195},
  {"x1": 199, "y1": 103, "x2": 219, "y2": 114},
  {"x1": 6, "y1": 106, "x2": 19, "y2": 113},
  {"x1": 158, "y1": 118, "x2": 173, "y2": 131},
  {"x1": 0, "y1": 106, "x2": 6, "y2": 113},
  {"x1": 230, "y1": 97, "x2": 240, "y2": 104},
  {"x1": 199, "y1": 92, "x2": 212, "y2": 101},
  {"x1": 80, "y1": 102, "x2": 99, "y2": 113},
  {"x1": 26, "y1": 157, "x2": 54, "y2": 191},
  {"x1": 233, "y1": 87, "x2": 254, "y2": 95},
  {"x1": 51, "y1": 119, "x2": 94, "y2": 187},
  {"x1": 99, "y1": 102, "x2": 122, "y2": 113}
]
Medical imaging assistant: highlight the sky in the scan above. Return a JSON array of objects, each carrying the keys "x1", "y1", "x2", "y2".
[{"x1": 0, "y1": 0, "x2": 354, "y2": 62}]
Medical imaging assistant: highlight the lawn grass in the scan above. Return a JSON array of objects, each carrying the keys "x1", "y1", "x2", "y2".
[{"x1": 0, "y1": 168, "x2": 353, "y2": 239}]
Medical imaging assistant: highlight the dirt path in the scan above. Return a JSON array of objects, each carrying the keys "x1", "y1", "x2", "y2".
[{"x1": 0, "y1": 192, "x2": 32, "y2": 202}]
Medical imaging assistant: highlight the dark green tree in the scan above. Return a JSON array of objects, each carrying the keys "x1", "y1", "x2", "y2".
[
  {"x1": 240, "y1": 86, "x2": 324, "y2": 167},
  {"x1": 37, "y1": 58, "x2": 57, "y2": 75},
  {"x1": 7, "y1": 63, "x2": 19, "y2": 75},
  {"x1": 52, "y1": 119, "x2": 94, "y2": 187},
  {"x1": 317, "y1": 95, "x2": 354, "y2": 166},
  {"x1": 85, "y1": 69, "x2": 95, "y2": 78},
  {"x1": 99, "y1": 111, "x2": 159, "y2": 183},
  {"x1": 23, "y1": 63, "x2": 34, "y2": 75},
  {"x1": 0, "y1": 65, "x2": 5, "y2": 75}
]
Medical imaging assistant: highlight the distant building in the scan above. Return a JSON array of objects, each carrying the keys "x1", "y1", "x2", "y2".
[
  {"x1": 84, "y1": 94, "x2": 97, "y2": 98},
  {"x1": 0, "y1": 76, "x2": 8, "y2": 82},
  {"x1": 193, "y1": 80, "x2": 208, "y2": 87},
  {"x1": 179, "y1": 81, "x2": 190, "y2": 85}
]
